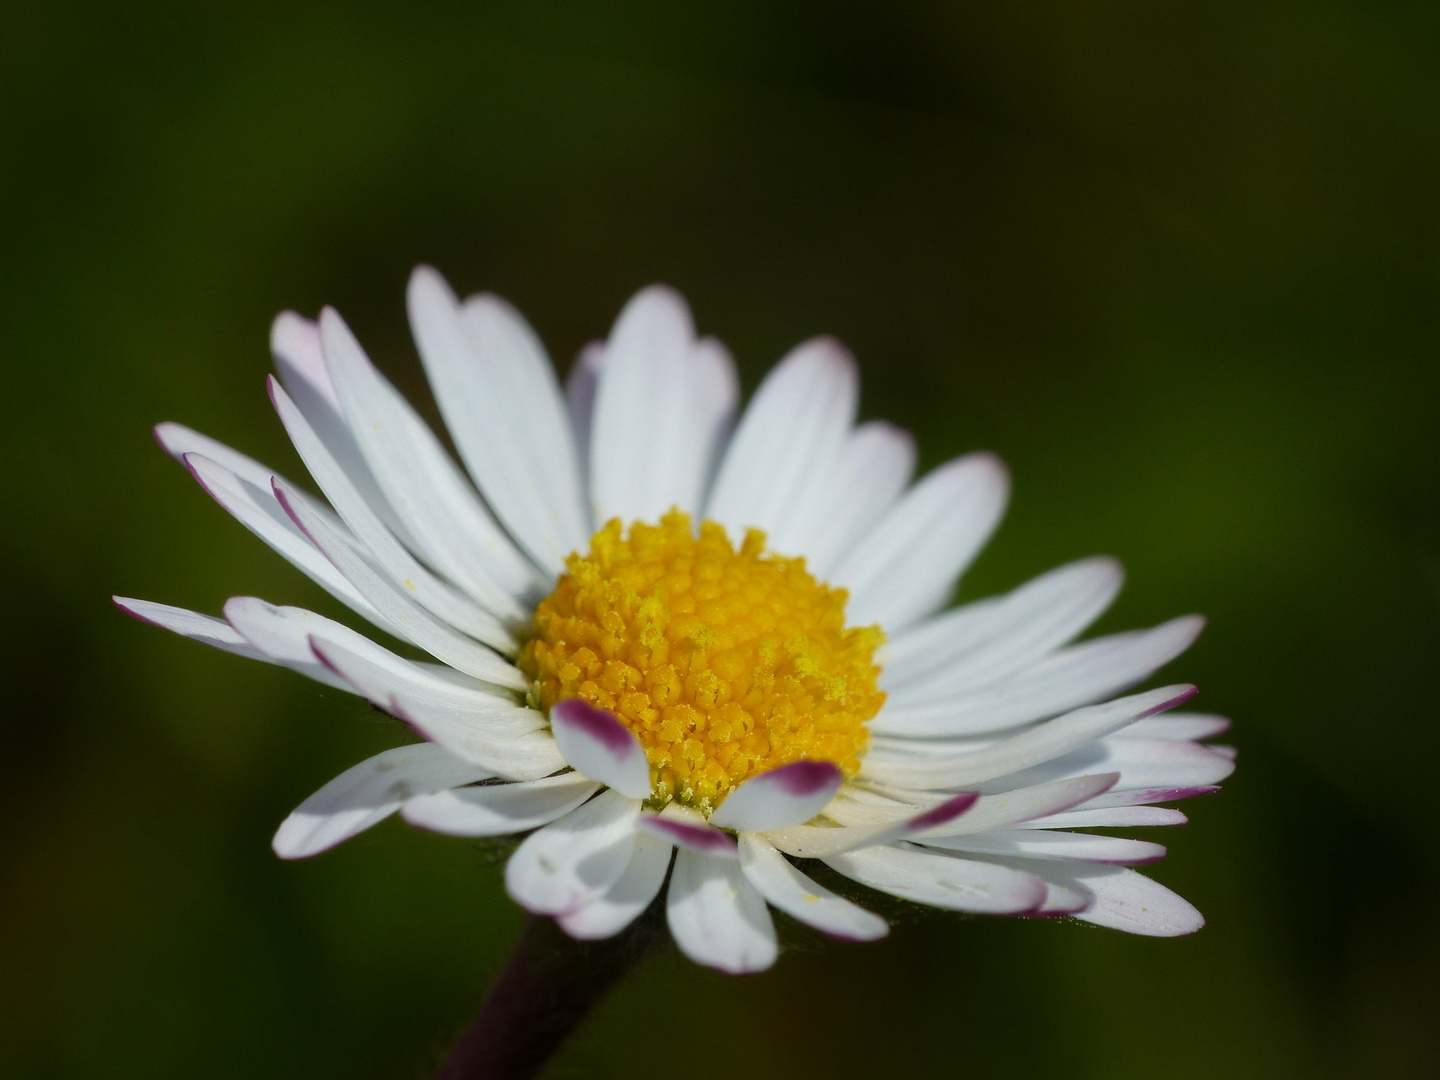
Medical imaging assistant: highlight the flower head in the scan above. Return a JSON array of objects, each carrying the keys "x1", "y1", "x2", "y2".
[{"x1": 116, "y1": 268, "x2": 1232, "y2": 974}]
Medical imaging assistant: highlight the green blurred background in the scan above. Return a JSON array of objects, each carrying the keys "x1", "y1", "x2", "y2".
[{"x1": 3, "y1": 2, "x2": 1438, "y2": 1076}]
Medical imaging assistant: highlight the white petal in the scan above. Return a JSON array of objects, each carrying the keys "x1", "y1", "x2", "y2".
[
  {"x1": 401, "y1": 774, "x2": 600, "y2": 836},
  {"x1": 973, "y1": 735, "x2": 1235, "y2": 795},
  {"x1": 504, "y1": 790, "x2": 640, "y2": 916},
  {"x1": 558, "y1": 827, "x2": 674, "y2": 940},
  {"x1": 222, "y1": 595, "x2": 513, "y2": 704},
  {"x1": 918, "y1": 829, "x2": 1167, "y2": 865},
  {"x1": 708, "y1": 761, "x2": 845, "y2": 832},
  {"x1": 880, "y1": 557, "x2": 1123, "y2": 696},
  {"x1": 704, "y1": 337, "x2": 858, "y2": 546},
  {"x1": 1018, "y1": 806, "x2": 1189, "y2": 829},
  {"x1": 833, "y1": 453, "x2": 1009, "y2": 632},
  {"x1": 391, "y1": 692, "x2": 564, "y2": 780},
  {"x1": 914, "y1": 773, "x2": 1120, "y2": 836},
  {"x1": 270, "y1": 311, "x2": 423, "y2": 553},
  {"x1": 823, "y1": 845, "x2": 1048, "y2": 914},
  {"x1": 162, "y1": 436, "x2": 376, "y2": 621},
  {"x1": 858, "y1": 684, "x2": 1196, "y2": 790},
  {"x1": 1080, "y1": 784, "x2": 1221, "y2": 808},
  {"x1": 565, "y1": 341, "x2": 604, "y2": 483},
  {"x1": 874, "y1": 616, "x2": 1205, "y2": 737},
  {"x1": 666, "y1": 847, "x2": 778, "y2": 973},
  {"x1": 1056, "y1": 866, "x2": 1205, "y2": 936},
  {"x1": 588, "y1": 286, "x2": 738, "y2": 524},
  {"x1": 1119, "y1": 713, "x2": 1231, "y2": 741},
  {"x1": 113, "y1": 597, "x2": 273, "y2": 663},
  {"x1": 764, "y1": 792, "x2": 979, "y2": 859},
  {"x1": 781, "y1": 421, "x2": 916, "y2": 576},
  {"x1": 549, "y1": 699, "x2": 652, "y2": 799},
  {"x1": 269, "y1": 376, "x2": 515, "y2": 651},
  {"x1": 408, "y1": 268, "x2": 590, "y2": 573},
  {"x1": 737, "y1": 834, "x2": 888, "y2": 942},
  {"x1": 638, "y1": 813, "x2": 738, "y2": 858},
  {"x1": 319, "y1": 307, "x2": 541, "y2": 611},
  {"x1": 272, "y1": 477, "x2": 525, "y2": 689},
  {"x1": 273, "y1": 743, "x2": 487, "y2": 859}
]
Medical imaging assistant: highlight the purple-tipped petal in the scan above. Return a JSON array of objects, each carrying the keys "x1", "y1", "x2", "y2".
[
  {"x1": 550, "y1": 699, "x2": 652, "y2": 799},
  {"x1": 638, "y1": 814, "x2": 739, "y2": 858},
  {"x1": 708, "y1": 760, "x2": 845, "y2": 832},
  {"x1": 765, "y1": 791, "x2": 980, "y2": 859}
]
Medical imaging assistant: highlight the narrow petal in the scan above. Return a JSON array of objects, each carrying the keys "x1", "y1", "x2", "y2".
[
  {"x1": 874, "y1": 616, "x2": 1205, "y2": 737},
  {"x1": 1055, "y1": 866, "x2": 1205, "y2": 936},
  {"x1": 666, "y1": 847, "x2": 778, "y2": 974},
  {"x1": 1017, "y1": 806, "x2": 1189, "y2": 829},
  {"x1": 779, "y1": 421, "x2": 916, "y2": 578},
  {"x1": 708, "y1": 760, "x2": 844, "y2": 833},
  {"x1": 558, "y1": 827, "x2": 674, "y2": 940},
  {"x1": 880, "y1": 557, "x2": 1123, "y2": 696},
  {"x1": 373, "y1": 689, "x2": 562, "y2": 782},
  {"x1": 270, "y1": 311, "x2": 423, "y2": 553},
  {"x1": 549, "y1": 699, "x2": 652, "y2": 799},
  {"x1": 823, "y1": 845, "x2": 1048, "y2": 915},
  {"x1": 737, "y1": 834, "x2": 888, "y2": 942},
  {"x1": 765, "y1": 791, "x2": 979, "y2": 859},
  {"x1": 113, "y1": 597, "x2": 273, "y2": 663},
  {"x1": 638, "y1": 814, "x2": 738, "y2": 857},
  {"x1": 860, "y1": 685, "x2": 1196, "y2": 790},
  {"x1": 273, "y1": 743, "x2": 487, "y2": 859},
  {"x1": 401, "y1": 774, "x2": 600, "y2": 836},
  {"x1": 1119, "y1": 713, "x2": 1231, "y2": 741},
  {"x1": 914, "y1": 773, "x2": 1120, "y2": 836},
  {"x1": 588, "y1": 286, "x2": 738, "y2": 523},
  {"x1": 319, "y1": 307, "x2": 541, "y2": 610},
  {"x1": 223, "y1": 597, "x2": 357, "y2": 691},
  {"x1": 565, "y1": 342, "x2": 604, "y2": 482},
  {"x1": 833, "y1": 453, "x2": 1010, "y2": 632},
  {"x1": 973, "y1": 735, "x2": 1235, "y2": 795},
  {"x1": 918, "y1": 829, "x2": 1167, "y2": 865},
  {"x1": 704, "y1": 336, "x2": 858, "y2": 546},
  {"x1": 163, "y1": 436, "x2": 376, "y2": 621},
  {"x1": 272, "y1": 477, "x2": 525, "y2": 689},
  {"x1": 408, "y1": 268, "x2": 590, "y2": 573},
  {"x1": 504, "y1": 790, "x2": 640, "y2": 916},
  {"x1": 269, "y1": 376, "x2": 516, "y2": 651}
]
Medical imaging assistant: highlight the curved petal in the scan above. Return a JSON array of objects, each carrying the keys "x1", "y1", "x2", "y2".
[
  {"x1": 269, "y1": 376, "x2": 515, "y2": 650},
  {"x1": 823, "y1": 844, "x2": 1048, "y2": 915},
  {"x1": 638, "y1": 814, "x2": 738, "y2": 857},
  {"x1": 557, "y1": 827, "x2": 674, "y2": 940},
  {"x1": 401, "y1": 774, "x2": 600, "y2": 836},
  {"x1": 918, "y1": 830, "x2": 1167, "y2": 865},
  {"x1": 780, "y1": 421, "x2": 916, "y2": 577},
  {"x1": 860, "y1": 685, "x2": 1196, "y2": 791},
  {"x1": 504, "y1": 790, "x2": 640, "y2": 916},
  {"x1": 880, "y1": 557, "x2": 1123, "y2": 696},
  {"x1": 408, "y1": 268, "x2": 590, "y2": 573},
  {"x1": 666, "y1": 847, "x2": 778, "y2": 974},
  {"x1": 273, "y1": 743, "x2": 487, "y2": 859},
  {"x1": 708, "y1": 761, "x2": 844, "y2": 833},
  {"x1": 588, "y1": 286, "x2": 738, "y2": 524},
  {"x1": 737, "y1": 834, "x2": 888, "y2": 942},
  {"x1": 704, "y1": 336, "x2": 858, "y2": 546},
  {"x1": 113, "y1": 597, "x2": 273, "y2": 663},
  {"x1": 874, "y1": 616, "x2": 1205, "y2": 737},
  {"x1": 550, "y1": 699, "x2": 652, "y2": 799},
  {"x1": 1057, "y1": 866, "x2": 1205, "y2": 936},
  {"x1": 833, "y1": 452, "x2": 1009, "y2": 632},
  {"x1": 272, "y1": 477, "x2": 524, "y2": 688},
  {"x1": 764, "y1": 791, "x2": 978, "y2": 859},
  {"x1": 319, "y1": 307, "x2": 541, "y2": 611}
]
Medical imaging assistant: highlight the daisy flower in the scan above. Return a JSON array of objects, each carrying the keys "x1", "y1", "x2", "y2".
[{"x1": 116, "y1": 268, "x2": 1233, "y2": 975}]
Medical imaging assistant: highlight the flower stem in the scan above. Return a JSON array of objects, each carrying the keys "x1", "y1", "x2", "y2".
[{"x1": 436, "y1": 911, "x2": 663, "y2": 1080}]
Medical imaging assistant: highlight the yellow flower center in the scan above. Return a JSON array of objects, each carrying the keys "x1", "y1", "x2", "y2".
[{"x1": 519, "y1": 511, "x2": 885, "y2": 812}]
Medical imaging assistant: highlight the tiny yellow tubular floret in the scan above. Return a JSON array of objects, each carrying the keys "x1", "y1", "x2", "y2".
[{"x1": 519, "y1": 511, "x2": 885, "y2": 813}]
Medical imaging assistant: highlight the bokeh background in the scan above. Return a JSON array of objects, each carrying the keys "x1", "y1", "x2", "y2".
[{"x1": 4, "y1": 2, "x2": 1439, "y2": 1077}]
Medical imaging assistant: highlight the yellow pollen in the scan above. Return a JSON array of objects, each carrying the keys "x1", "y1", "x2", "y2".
[{"x1": 519, "y1": 511, "x2": 885, "y2": 814}]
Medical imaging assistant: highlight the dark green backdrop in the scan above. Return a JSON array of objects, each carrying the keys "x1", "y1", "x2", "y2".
[{"x1": 3, "y1": 2, "x2": 1438, "y2": 1077}]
